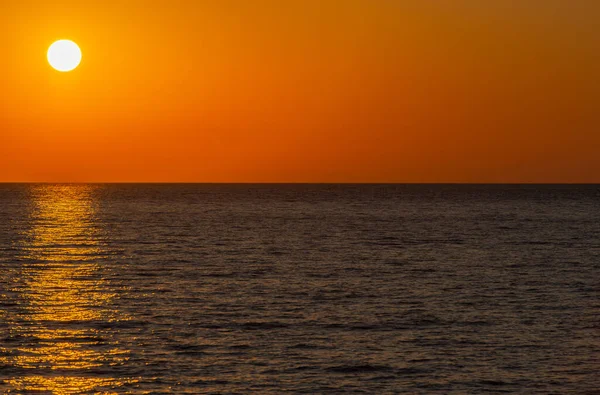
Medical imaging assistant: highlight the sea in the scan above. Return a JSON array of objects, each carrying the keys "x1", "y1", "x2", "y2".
[{"x1": 0, "y1": 184, "x2": 598, "y2": 394}]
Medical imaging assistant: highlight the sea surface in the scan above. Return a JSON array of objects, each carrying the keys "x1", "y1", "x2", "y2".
[{"x1": 0, "y1": 184, "x2": 598, "y2": 394}]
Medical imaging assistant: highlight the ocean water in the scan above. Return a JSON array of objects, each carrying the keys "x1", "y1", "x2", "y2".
[{"x1": 0, "y1": 184, "x2": 598, "y2": 394}]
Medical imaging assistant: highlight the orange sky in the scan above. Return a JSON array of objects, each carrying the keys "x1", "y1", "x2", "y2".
[{"x1": 1, "y1": 1, "x2": 599, "y2": 182}]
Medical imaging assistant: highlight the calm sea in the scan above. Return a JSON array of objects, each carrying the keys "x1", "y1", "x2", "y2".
[{"x1": 0, "y1": 184, "x2": 598, "y2": 394}]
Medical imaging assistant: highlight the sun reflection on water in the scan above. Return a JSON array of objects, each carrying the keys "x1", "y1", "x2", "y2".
[{"x1": 1, "y1": 185, "x2": 135, "y2": 394}]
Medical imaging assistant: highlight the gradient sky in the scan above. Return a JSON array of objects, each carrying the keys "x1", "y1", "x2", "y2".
[{"x1": 1, "y1": 1, "x2": 599, "y2": 182}]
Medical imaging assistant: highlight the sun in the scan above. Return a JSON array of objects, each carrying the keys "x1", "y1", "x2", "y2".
[{"x1": 47, "y1": 40, "x2": 82, "y2": 72}]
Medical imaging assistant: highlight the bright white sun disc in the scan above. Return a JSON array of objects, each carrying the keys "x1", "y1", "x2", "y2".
[{"x1": 47, "y1": 40, "x2": 82, "y2": 72}]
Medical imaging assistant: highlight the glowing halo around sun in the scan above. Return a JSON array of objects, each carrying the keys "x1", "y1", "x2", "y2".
[{"x1": 47, "y1": 40, "x2": 82, "y2": 72}]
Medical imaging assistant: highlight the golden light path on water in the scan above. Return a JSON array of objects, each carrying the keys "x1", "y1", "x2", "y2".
[{"x1": 2, "y1": 185, "x2": 135, "y2": 394}]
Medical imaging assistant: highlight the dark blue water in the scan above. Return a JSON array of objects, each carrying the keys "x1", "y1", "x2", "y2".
[{"x1": 0, "y1": 184, "x2": 598, "y2": 393}]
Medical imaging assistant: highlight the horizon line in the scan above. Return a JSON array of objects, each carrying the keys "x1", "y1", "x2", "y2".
[{"x1": 1, "y1": 182, "x2": 599, "y2": 186}]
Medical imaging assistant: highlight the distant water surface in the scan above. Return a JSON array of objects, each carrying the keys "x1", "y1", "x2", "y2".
[{"x1": 0, "y1": 184, "x2": 598, "y2": 393}]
